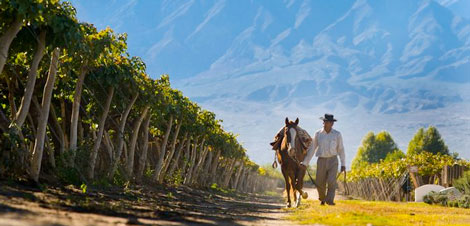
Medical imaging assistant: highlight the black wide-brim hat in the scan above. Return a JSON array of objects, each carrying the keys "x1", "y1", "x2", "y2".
[{"x1": 320, "y1": 113, "x2": 337, "y2": 121}]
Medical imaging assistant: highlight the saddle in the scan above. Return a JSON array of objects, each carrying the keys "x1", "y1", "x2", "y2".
[
  {"x1": 270, "y1": 131, "x2": 284, "y2": 150},
  {"x1": 269, "y1": 127, "x2": 312, "y2": 151}
]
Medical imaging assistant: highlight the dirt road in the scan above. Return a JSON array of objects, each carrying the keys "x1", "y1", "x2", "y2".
[{"x1": 0, "y1": 181, "x2": 330, "y2": 226}]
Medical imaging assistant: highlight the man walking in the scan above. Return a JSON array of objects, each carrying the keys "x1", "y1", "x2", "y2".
[{"x1": 300, "y1": 114, "x2": 345, "y2": 205}]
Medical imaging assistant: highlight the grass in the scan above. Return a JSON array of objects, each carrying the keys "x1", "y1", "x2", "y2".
[
  {"x1": 287, "y1": 199, "x2": 470, "y2": 226},
  {"x1": 264, "y1": 190, "x2": 282, "y2": 197}
]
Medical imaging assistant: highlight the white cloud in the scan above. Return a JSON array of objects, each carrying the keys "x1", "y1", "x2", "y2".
[
  {"x1": 284, "y1": 0, "x2": 296, "y2": 8},
  {"x1": 187, "y1": 0, "x2": 226, "y2": 40},
  {"x1": 105, "y1": 0, "x2": 138, "y2": 30},
  {"x1": 271, "y1": 28, "x2": 291, "y2": 46},
  {"x1": 146, "y1": 28, "x2": 174, "y2": 60},
  {"x1": 158, "y1": 0, "x2": 195, "y2": 29},
  {"x1": 294, "y1": 0, "x2": 311, "y2": 29},
  {"x1": 434, "y1": 0, "x2": 460, "y2": 7}
]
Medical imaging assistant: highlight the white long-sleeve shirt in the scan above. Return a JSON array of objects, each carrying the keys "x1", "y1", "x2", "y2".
[{"x1": 303, "y1": 128, "x2": 345, "y2": 167}]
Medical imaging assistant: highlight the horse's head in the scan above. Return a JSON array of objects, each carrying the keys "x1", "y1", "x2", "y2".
[{"x1": 282, "y1": 117, "x2": 300, "y2": 159}]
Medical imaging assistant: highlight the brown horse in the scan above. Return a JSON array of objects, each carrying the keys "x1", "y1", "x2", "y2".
[{"x1": 276, "y1": 117, "x2": 308, "y2": 208}]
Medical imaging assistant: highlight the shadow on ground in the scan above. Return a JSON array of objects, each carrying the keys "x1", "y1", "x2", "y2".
[{"x1": 0, "y1": 180, "x2": 285, "y2": 225}]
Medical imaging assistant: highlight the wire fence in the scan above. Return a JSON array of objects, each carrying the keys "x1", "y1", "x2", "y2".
[{"x1": 337, "y1": 164, "x2": 468, "y2": 202}]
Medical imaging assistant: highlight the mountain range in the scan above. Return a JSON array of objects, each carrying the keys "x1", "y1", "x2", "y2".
[{"x1": 72, "y1": 0, "x2": 470, "y2": 166}]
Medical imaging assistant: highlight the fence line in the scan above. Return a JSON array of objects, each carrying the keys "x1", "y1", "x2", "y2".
[
  {"x1": 337, "y1": 164, "x2": 468, "y2": 202},
  {"x1": 441, "y1": 164, "x2": 467, "y2": 188},
  {"x1": 338, "y1": 175, "x2": 405, "y2": 201}
]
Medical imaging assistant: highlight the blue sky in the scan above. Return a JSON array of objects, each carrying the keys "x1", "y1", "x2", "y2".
[{"x1": 70, "y1": 0, "x2": 470, "y2": 166}]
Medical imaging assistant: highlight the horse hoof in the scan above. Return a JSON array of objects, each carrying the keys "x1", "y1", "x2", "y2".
[
  {"x1": 302, "y1": 191, "x2": 308, "y2": 199},
  {"x1": 286, "y1": 203, "x2": 291, "y2": 208}
]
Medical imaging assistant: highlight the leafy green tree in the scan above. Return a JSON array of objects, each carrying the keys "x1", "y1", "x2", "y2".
[
  {"x1": 407, "y1": 126, "x2": 449, "y2": 156},
  {"x1": 384, "y1": 149, "x2": 405, "y2": 162},
  {"x1": 0, "y1": 0, "x2": 272, "y2": 189},
  {"x1": 351, "y1": 131, "x2": 400, "y2": 169}
]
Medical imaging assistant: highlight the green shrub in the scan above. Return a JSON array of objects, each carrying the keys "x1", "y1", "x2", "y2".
[
  {"x1": 457, "y1": 195, "x2": 470, "y2": 208},
  {"x1": 112, "y1": 167, "x2": 128, "y2": 187},
  {"x1": 423, "y1": 191, "x2": 448, "y2": 206},
  {"x1": 424, "y1": 192, "x2": 470, "y2": 209},
  {"x1": 454, "y1": 170, "x2": 470, "y2": 195}
]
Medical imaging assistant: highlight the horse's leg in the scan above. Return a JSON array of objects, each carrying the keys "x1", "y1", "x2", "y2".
[
  {"x1": 288, "y1": 169, "x2": 297, "y2": 207},
  {"x1": 300, "y1": 168, "x2": 308, "y2": 199},
  {"x1": 282, "y1": 167, "x2": 291, "y2": 208},
  {"x1": 295, "y1": 168, "x2": 307, "y2": 207}
]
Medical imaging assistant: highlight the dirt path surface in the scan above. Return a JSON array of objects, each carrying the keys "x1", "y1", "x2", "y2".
[{"x1": 0, "y1": 180, "x2": 332, "y2": 226}]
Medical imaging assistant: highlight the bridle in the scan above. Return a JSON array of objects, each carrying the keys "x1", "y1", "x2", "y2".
[{"x1": 283, "y1": 125, "x2": 303, "y2": 165}]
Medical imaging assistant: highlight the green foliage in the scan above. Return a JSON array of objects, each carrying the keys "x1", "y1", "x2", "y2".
[
  {"x1": 424, "y1": 191, "x2": 470, "y2": 209},
  {"x1": 348, "y1": 152, "x2": 468, "y2": 181},
  {"x1": 209, "y1": 183, "x2": 232, "y2": 194},
  {"x1": 0, "y1": 0, "x2": 260, "y2": 186},
  {"x1": 112, "y1": 168, "x2": 128, "y2": 187},
  {"x1": 80, "y1": 183, "x2": 87, "y2": 194},
  {"x1": 454, "y1": 170, "x2": 470, "y2": 195},
  {"x1": 55, "y1": 163, "x2": 83, "y2": 185},
  {"x1": 144, "y1": 166, "x2": 154, "y2": 179},
  {"x1": 164, "y1": 169, "x2": 184, "y2": 186},
  {"x1": 55, "y1": 151, "x2": 85, "y2": 185},
  {"x1": 260, "y1": 164, "x2": 283, "y2": 180},
  {"x1": 384, "y1": 150, "x2": 405, "y2": 162},
  {"x1": 166, "y1": 192, "x2": 174, "y2": 199},
  {"x1": 407, "y1": 126, "x2": 449, "y2": 155},
  {"x1": 351, "y1": 131, "x2": 400, "y2": 170},
  {"x1": 423, "y1": 191, "x2": 448, "y2": 206}
]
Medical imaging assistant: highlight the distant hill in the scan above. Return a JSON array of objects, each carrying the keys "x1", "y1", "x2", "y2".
[{"x1": 72, "y1": 0, "x2": 470, "y2": 164}]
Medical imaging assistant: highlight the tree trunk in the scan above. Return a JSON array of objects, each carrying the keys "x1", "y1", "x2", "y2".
[
  {"x1": 233, "y1": 162, "x2": 244, "y2": 189},
  {"x1": 0, "y1": 108, "x2": 8, "y2": 132},
  {"x1": 244, "y1": 171, "x2": 252, "y2": 192},
  {"x1": 103, "y1": 130, "x2": 114, "y2": 162},
  {"x1": 180, "y1": 137, "x2": 193, "y2": 181},
  {"x1": 45, "y1": 133, "x2": 55, "y2": 169},
  {"x1": 223, "y1": 159, "x2": 237, "y2": 188},
  {"x1": 48, "y1": 102, "x2": 66, "y2": 155},
  {"x1": 78, "y1": 118, "x2": 84, "y2": 142},
  {"x1": 69, "y1": 64, "x2": 87, "y2": 154},
  {"x1": 209, "y1": 149, "x2": 221, "y2": 184},
  {"x1": 200, "y1": 149, "x2": 213, "y2": 185},
  {"x1": 136, "y1": 113, "x2": 151, "y2": 183},
  {"x1": 158, "y1": 119, "x2": 182, "y2": 183},
  {"x1": 236, "y1": 168, "x2": 247, "y2": 191},
  {"x1": 167, "y1": 133, "x2": 188, "y2": 179},
  {"x1": 191, "y1": 145, "x2": 209, "y2": 185},
  {"x1": 184, "y1": 137, "x2": 204, "y2": 185},
  {"x1": 11, "y1": 30, "x2": 46, "y2": 129},
  {"x1": 152, "y1": 115, "x2": 173, "y2": 182},
  {"x1": 0, "y1": 18, "x2": 23, "y2": 75},
  {"x1": 108, "y1": 93, "x2": 139, "y2": 180},
  {"x1": 87, "y1": 86, "x2": 114, "y2": 180},
  {"x1": 6, "y1": 76, "x2": 17, "y2": 121},
  {"x1": 59, "y1": 98, "x2": 69, "y2": 149},
  {"x1": 30, "y1": 48, "x2": 59, "y2": 182},
  {"x1": 126, "y1": 105, "x2": 149, "y2": 178}
]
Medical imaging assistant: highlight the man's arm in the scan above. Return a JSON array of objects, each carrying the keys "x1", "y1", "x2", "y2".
[{"x1": 337, "y1": 132, "x2": 346, "y2": 171}]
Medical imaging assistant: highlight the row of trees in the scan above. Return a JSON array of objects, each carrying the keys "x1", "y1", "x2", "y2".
[
  {"x1": 0, "y1": 0, "x2": 275, "y2": 193},
  {"x1": 348, "y1": 126, "x2": 466, "y2": 181}
]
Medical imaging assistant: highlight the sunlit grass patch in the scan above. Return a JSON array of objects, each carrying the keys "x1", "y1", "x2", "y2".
[{"x1": 287, "y1": 199, "x2": 470, "y2": 226}]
